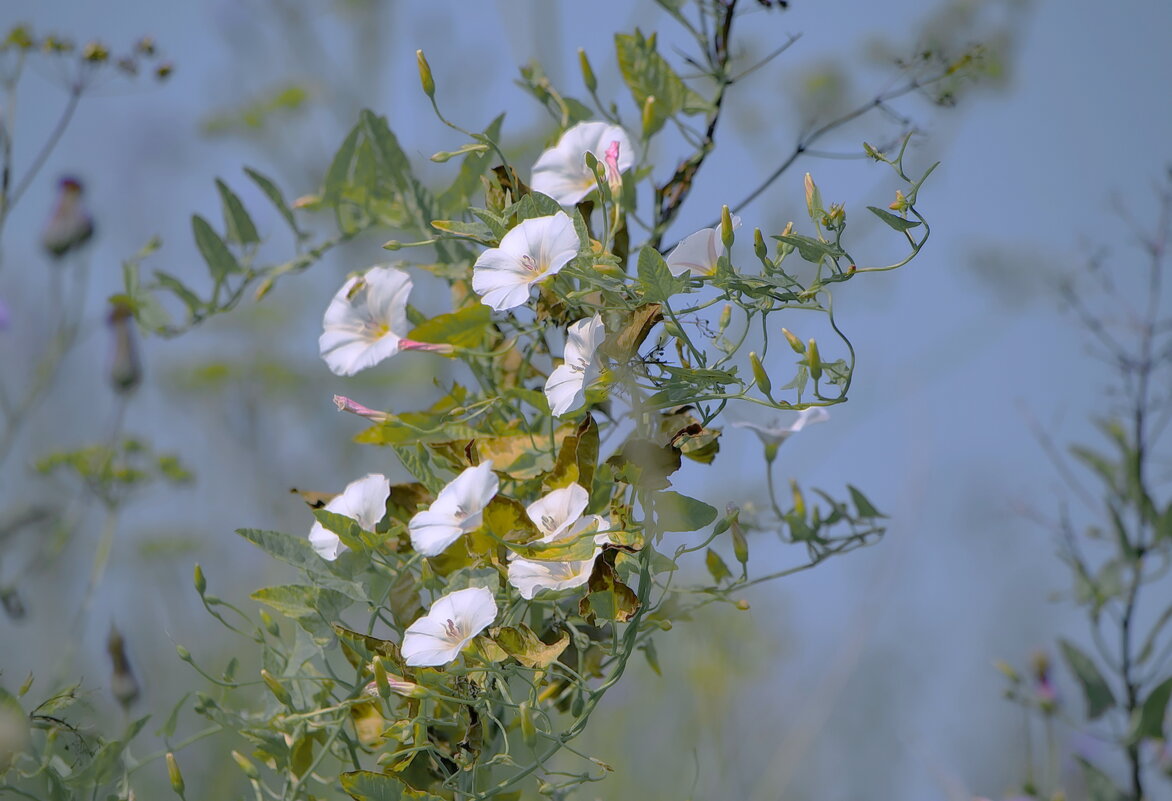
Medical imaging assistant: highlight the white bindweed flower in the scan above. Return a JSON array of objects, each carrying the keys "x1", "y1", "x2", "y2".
[
  {"x1": 401, "y1": 586, "x2": 498, "y2": 666},
  {"x1": 506, "y1": 483, "x2": 614, "y2": 599},
  {"x1": 733, "y1": 407, "x2": 829, "y2": 463},
  {"x1": 319, "y1": 265, "x2": 450, "y2": 377},
  {"x1": 665, "y1": 215, "x2": 742, "y2": 277},
  {"x1": 531, "y1": 121, "x2": 635, "y2": 205},
  {"x1": 309, "y1": 473, "x2": 391, "y2": 561},
  {"x1": 544, "y1": 314, "x2": 605, "y2": 417},
  {"x1": 525, "y1": 483, "x2": 590, "y2": 541},
  {"x1": 409, "y1": 462, "x2": 499, "y2": 556},
  {"x1": 507, "y1": 516, "x2": 612, "y2": 600},
  {"x1": 472, "y1": 213, "x2": 580, "y2": 311}
]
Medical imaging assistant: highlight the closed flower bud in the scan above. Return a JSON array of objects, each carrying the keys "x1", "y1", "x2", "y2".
[
  {"x1": 718, "y1": 304, "x2": 732, "y2": 331},
  {"x1": 578, "y1": 48, "x2": 597, "y2": 93},
  {"x1": 193, "y1": 564, "x2": 206, "y2": 595},
  {"x1": 107, "y1": 626, "x2": 140, "y2": 710},
  {"x1": 806, "y1": 338, "x2": 822, "y2": 381},
  {"x1": 107, "y1": 301, "x2": 142, "y2": 395},
  {"x1": 790, "y1": 479, "x2": 806, "y2": 518},
  {"x1": 260, "y1": 669, "x2": 292, "y2": 706},
  {"x1": 753, "y1": 228, "x2": 767, "y2": 261},
  {"x1": 166, "y1": 752, "x2": 185, "y2": 795},
  {"x1": 42, "y1": 176, "x2": 94, "y2": 259},
  {"x1": 729, "y1": 510, "x2": 748, "y2": 566},
  {"x1": 803, "y1": 172, "x2": 822, "y2": 219},
  {"x1": 749, "y1": 351, "x2": 772, "y2": 398},
  {"x1": 720, "y1": 205, "x2": 735, "y2": 251},
  {"x1": 781, "y1": 328, "x2": 805, "y2": 353},
  {"x1": 175, "y1": 645, "x2": 192, "y2": 662},
  {"x1": 889, "y1": 190, "x2": 908, "y2": 212},
  {"x1": 231, "y1": 750, "x2": 260, "y2": 780},
  {"x1": 415, "y1": 49, "x2": 435, "y2": 98}
]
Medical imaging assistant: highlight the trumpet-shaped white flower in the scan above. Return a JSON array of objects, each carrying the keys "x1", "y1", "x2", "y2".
[
  {"x1": 472, "y1": 213, "x2": 580, "y2": 311},
  {"x1": 531, "y1": 121, "x2": 635, "y2": 205},
  {"x1": 525, "y1": 483, "x2": 590, "y2": 541},
  {"x1": 401, "y1": 586, "x2": 498, "y2": 667},
  {"x1": 507, "y1": 516, "x2": 612, "y2": 600},
  {"x1": 409, "y1": 462, "x2": 499, "y2": 556},
  {"x1": 665, "y1": 215, "x2": 742, "y2": 277},
  {"x1": 506, "y1": 483, "x2": 614, "y2": 599},
  {"x1": 309, "y1": 473, "x2": 391, "y2": 561},
  {"x1": 319, "y1": 266, "x2": 450, "y2": 377},
  {"x1": 733, "y1": 406, "x2": 830, "y2": 446},
  {"x1": 544, "y1": 314, "x2": 605, "y2": 417}
]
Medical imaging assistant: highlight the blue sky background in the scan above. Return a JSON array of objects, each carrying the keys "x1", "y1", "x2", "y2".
[{"x1": 2, "y1": 1, "x2": 1171, "y2": 798}]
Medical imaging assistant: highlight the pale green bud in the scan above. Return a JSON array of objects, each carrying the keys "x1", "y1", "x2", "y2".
[
  {"x1": 807, "y1": 338, "x2": 822, "y2": 381},
  {"x1": 804, "y1": 172, "x2": 822, "y2": 218},
  {"x1": 166, "y1": 752, "x2": 186, "y2": 796},
  {"x1": 749, "y1": 351, "x2": 772, "y2": 398},
  {"x1": 415, "y1": 50, "x2": 435, "y2": 98},
  {"x1": 720, "y1": 205, "x2": 735, "y2": 250},
  {"x1": 578, "y1": 48, "x2": 597, "y2": 93},
  {"x1": 782, "y1": 328, "x2": 805, "y2": 353},
  {"x1": 641, "y1": 96, "x2": 657, "y2": 138}
]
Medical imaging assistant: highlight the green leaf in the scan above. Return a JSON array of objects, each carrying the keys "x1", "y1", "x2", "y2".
[
  {"x1": 215, "y1": 178, "x2": 260, "y2": 245},
  {"x1": 493, "y1": 625, "x2": 569, "y2": 668},
  {"x1": 152, "y1": 270, "x2": 204, "y2": 316},
  {"x1": 245, "y1": 166, "x2": 302, "y2": 237},
  {"x1": 637, "y1": 246, "x2": 682, "y2": 303},
  {"x1": 340, "y1": 770, "x2": 404, "y2": 801},
  {"x1": 866, "y1": 205, "x2": 921, "y2": 232},
  {"x1": 407, "y1": 304, "x2": 491, "y2": 349},
  {"x1": 641, "y1": 637, "x2": 662, "y2": 676},
  {"x1": 1127, "y1": 675, "x2": 1172, "y2": 743},
  {"x1": 237, "y1": 528, "x2": 320, "y2": 571},
  {"x1": 847, "y1": 485, "x2": 884, "y2": 519},
  {"x1": 1059, "y1": 638, "x2": 1116, "y2": 720},
  {"x1": 614, "y1": 31, "x2": 708, "y2": 135},
  {"x1": 578, "y1": 552, "x2": 639, "y2": 624},
  {"x1": 429, "y1": 218, "x2": 494, "y2": 243},
  {"x1": 705, "y1": 548, "x2": 731, "y2": 583},
  {"x1": 655, "y1": 491, "x2": 717, "y2": 532},
  {"x1": 771, "y1": 233, "x2": 843, "y2": 264},
  {"x1": 192, "y1": 214, "x2": 240, "y2": 282},
  {"x1": 323, "y1": 123, "x2": 361, "y2": 204}
]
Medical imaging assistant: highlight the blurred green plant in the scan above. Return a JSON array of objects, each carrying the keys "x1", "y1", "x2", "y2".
[{"x1": 997, "y1": 169, "x2": 1172, "y2": 801}]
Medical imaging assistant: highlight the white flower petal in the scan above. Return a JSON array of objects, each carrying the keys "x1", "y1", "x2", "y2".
[
  {"x1": 473, "y1": 213, "x2": 580, "y2": 311},
  {"x1": 544, "y1": 314, "x2": 604, "y2": 417},
  {"x1": 319, "y1": 266, "x2": 413, "y2": 376},
  {"x1": 665, "y1": 216, "x2": 742, "y2": 277},
  {"x1": 507, "y1": 554, "x2": 599, "y2": 600},
  {"x1": 545, "y1": 363, "x2": 586, "y2": 417},
  {"x1": 531, "y1": 122, "x2": 635, "y2": 206},
  {"x1": 409, "y1": 462, "x2": 499, "y2": 556},
  {"x1": 308, "y1": 473, "x2": 390, "y2": 561},
  {"x1": 402, "y1": 587, "x2": 498, "y2": 667},
  {"x1": 732, "y1": 407, "x2": 830, "y2": 446},
  {"x1": 526, "y1": 483, "x2": 590, "y2": 541}
]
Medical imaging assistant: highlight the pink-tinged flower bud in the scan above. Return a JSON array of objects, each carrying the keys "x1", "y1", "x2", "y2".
[
  {"x1": 803, "y1": 172, "x2": 822, "y2": 219},
  {"x1": 333, "y1": 395, "x2": 392, "y2": 423},
  {"x1": 106, "y1": 625, "x2": 140, "y2": 710},
  {"x1": 399, "y1": 339, "x2": 455, "y2": 355},
  {"x1": 604, "y1": 140, "x2": 623, "y2": 196},
  {"x1": 42, "y1": 176, "x2": 95, "y2": 259},
  {"x1": 107, "y1": 301, "x2": 142, "y2": 395}
]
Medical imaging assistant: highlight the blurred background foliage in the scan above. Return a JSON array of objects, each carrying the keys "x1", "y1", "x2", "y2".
[{"x1": 1, "y1": 1, "x2": 1170, "y2": 799}]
